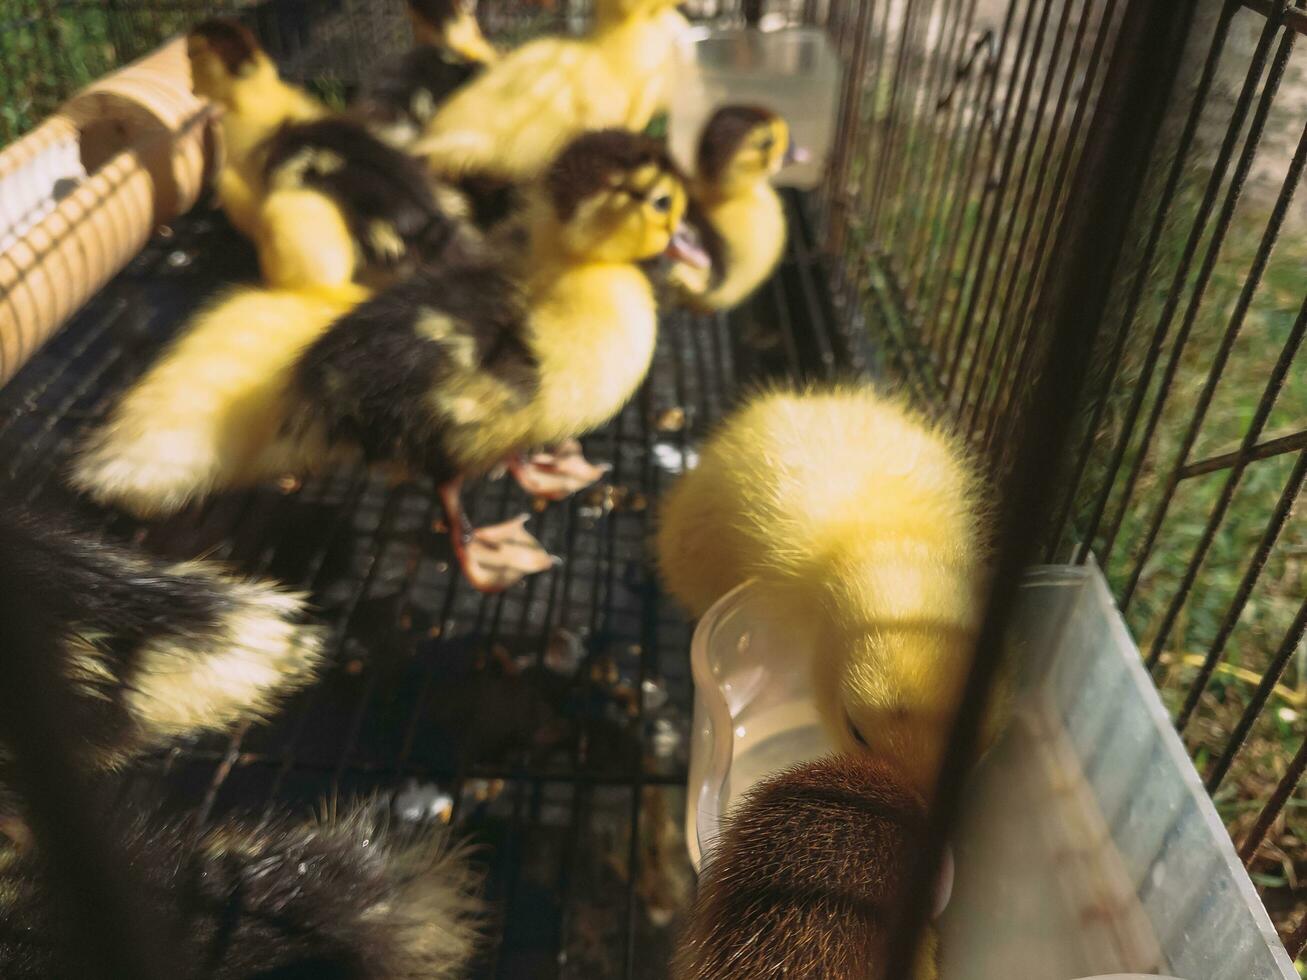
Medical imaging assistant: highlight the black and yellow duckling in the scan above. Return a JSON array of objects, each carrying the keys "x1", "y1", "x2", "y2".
[
  {"x1": 415, "y1": 0, "x2": 689, "y2": 184},
  {"x1": 666, "y1": 104, "x2": 810, "y2": 311},
  {"x1": 189, "y1": 19, "x2": 475, "y2": 290},
  {"x1": 0, "y1": 504, "x2": 323, "y2": 771},
  {"x1": 72, "y1": 131, "x2": 707, "y2": 593},
  {"x1": 656, "y1": 385, "x2": 999, "y2": 800},
  {"x1": 349, "y1": 0, "x2": 493, "y2": 150},
  {"x1": 253, "y1": 116, "x2": 479, "y2": 288},
  {"x1": 186, "y1": 19, "x2": 326, "y2": 240},
  {"x1": 409, "y1": 0, "x2": 499, "y2": 65},
  {"x1": 674, "y1": 754, "x2": 943, "y2": 980},
  {"x1": 0, "y1": 802, "x2": 482, "y2": 979}
]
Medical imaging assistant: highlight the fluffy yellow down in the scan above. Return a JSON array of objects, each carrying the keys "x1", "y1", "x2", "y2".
[
  {"x1": 416, "y1": 3, "x2": 687, "y2": 181},
  {"x1": 657, "y1": 385, "x2": 998, "y2": 796},
  {"x1": 71, "y1": 285, "x2": 368, "y2": 517}
]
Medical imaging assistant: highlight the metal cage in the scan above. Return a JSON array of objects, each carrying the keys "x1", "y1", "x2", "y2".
[{"x1": 0, "y1": 0, "x2": 1304, "y2": 975}]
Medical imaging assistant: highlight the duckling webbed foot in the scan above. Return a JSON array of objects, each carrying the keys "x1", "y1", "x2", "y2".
[
  {"x1": 439, "y1": 479, "x2": 557, "y2": 592},
  {"x1": 508, "y1": 439, "x2": 610, "y2": 501}
]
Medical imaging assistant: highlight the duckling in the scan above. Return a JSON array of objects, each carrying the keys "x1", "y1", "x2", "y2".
[
  {"x1": 73, "y1": 132, "x2": 708, "y2": 593},
  {"x1": 674, "y1": 753, "x2": 941, "y2": 979},
  {"x1": 0, "y1": 802, "x2": 482, "y2": 979},
  {"x1": 409, "y1": 0, "x2": 499, "y2": 65},
  {"x1": 186, "y1": 19, "x2": 326, "y2": 239},
  {"x1": 190, "y1": 20, "x2": 473, "y2": 289},
  {"x1": 70, "y1": 283, "x2": 371, "y2": 518},
  {"x1": 414, "y1": 0, "x2": 689, "y2": 184},
  {"x1": 288, "y1": 130, "x2": 706, "y2": 591},
  {"x1": 0, "y1": 503, "x2": 323, "y2": 771},
  {"x1": 656, "y1": 385, "x2": 999, "y2": 798},
  {"x1": 668, "y1": 105, "x2": 810, "y2": 311},
  {"x1": 254, "y1": 116, "x2": 478, "y2": 288},
  {"x1": 349, "y1": 1, "x2": 491, "y2": 151}
]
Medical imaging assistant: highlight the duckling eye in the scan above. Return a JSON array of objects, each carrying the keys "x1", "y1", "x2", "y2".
[
  {"x1": 846, "y1": 712, "x2": 869, "y2": 748},
  {"x1": 759, "y1": 136, "x2": 775, "y2": 154},
  {"x1": 650, "y1": 193, "x2": 673, "y2": 214}
]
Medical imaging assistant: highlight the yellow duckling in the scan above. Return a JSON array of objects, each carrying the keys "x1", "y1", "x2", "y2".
[
  {"x1": 670, "y1": 105, "x2": 810, "y2": 311},
  {"x1": 414, "y1": 0, "x2": 689, "y2": 184},
  {"x1": 656, "y1": 385, "x2": 998, "y2": 798},
  {"x1": 72, "y1": 132, "x2": 707, "y2": 593},
  {"x1": 186, "y1": 19, "x2": 325, "y2": 239}
]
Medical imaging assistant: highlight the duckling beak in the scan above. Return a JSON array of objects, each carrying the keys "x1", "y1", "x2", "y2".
[
  {"x1": 783, "y1": 141, "x2": 812, "y2": 167},
  {"x1": 665, "y1": 225, "x2": 711, "y2": 270}
]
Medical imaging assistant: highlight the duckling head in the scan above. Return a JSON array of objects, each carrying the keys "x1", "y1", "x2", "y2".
[
  {"x1": 697, "y1": 104, "x2": 807, "y2": 197},
  {"x1": 407, "y1": 0, "x2": 497, "y2": 64},
  {"x1": 186, "y1": 19, "x2": 273, "y2": 105},
  {"x1": 540, "y1": 129, "x2": 709, "y2": 268}
]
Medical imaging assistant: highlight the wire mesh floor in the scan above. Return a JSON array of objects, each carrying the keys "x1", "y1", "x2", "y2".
[{"x1": 0, "y1": 189, "x2": 843, "y2": 979}]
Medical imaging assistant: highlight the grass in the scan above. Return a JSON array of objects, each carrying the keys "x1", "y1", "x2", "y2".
[{"x1": 0, "y1": 1, "x2": 194, "y2": 144}]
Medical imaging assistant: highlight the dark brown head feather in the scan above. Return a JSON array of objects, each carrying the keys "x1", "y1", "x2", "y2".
[
  {"x1": 544, "y1": 130, "x2": 682, "y2": 220},
  {"x1": 188, "y1": 19, "x2": 261, "y2": 74},
  {"x1": 408, "y1": 0, "x2": 467, "y2": 30},
  {"x1": 696, "y1": 104, "x2": 777, "y2": 184},
  {"x1": 674, "y1": 753, "x2": 932, "y2": 979}
]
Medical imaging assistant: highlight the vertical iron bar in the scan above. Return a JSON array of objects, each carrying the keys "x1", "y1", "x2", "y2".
[
  {"x1": 948, "y1": 0, "x2": 1057, "y2": 408},
  {"x1": 881, "y1": 0, "x2": 948, "y2": 252},
  {"x1": 989, "y1": 0, "x2": 1120, "y2": 459},
  {"x1": 826, "y1": 0, "x2": 875, "y2": 256},
  {"x1": 883, "y1": 1, "x2": 1193, "y2": 974},
  {"x1": 1206, "y1": 542, "x2": 1307, "y2": 794},
  {"x1": 958, "y1": 0, "x2": 1080, "y2": 439},
  {"x1": 866, "y1": 0, "x2": 925, "y2": 240},
  {"x1": 1120, "y1": 27, "x2": 1301, "y2": 614},
  {"x1": 976, "y1": 0, "x2": 1101, "y2": 448},
  {"x1": 1095, "y1": 1, "x2": 1289, "y2": 569},
  {"x1": 919, "y1": 29, "x2": 1003, "y2": 354},
  {"x1": 939, "y1": 0, "x2": 1042, "y2": 393},
  {"x1": 1238, "y1": 728, "x2": 1307, "y2": 864},
  {"x1": 1050, "y1": 0, "x2": 1240, "y2": 563},
  {"x1": 906, "y1": 0, "x2": 980, "y2": 296}
]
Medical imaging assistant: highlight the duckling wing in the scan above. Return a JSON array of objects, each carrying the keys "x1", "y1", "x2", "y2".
[
  {"x1": 353, "y1": 47, "x2": 484, "y2": 147},
  {"x1": 289, "y1": 261, "x2": 538, "y2": 479},
  {"x1": 262, "y1": 118, "x2": 472, "y2": 274}
]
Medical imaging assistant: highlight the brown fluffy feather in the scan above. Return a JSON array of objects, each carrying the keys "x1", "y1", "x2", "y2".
[{"x1": 674, "y1": 753, "x2": 939, "y2": 979}]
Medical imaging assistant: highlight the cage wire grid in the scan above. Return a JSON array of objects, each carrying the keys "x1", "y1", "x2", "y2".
[
  {"x1": 0, "y1": 182, "x2": 840, "y2": 976},
  {"x1": 4, "y1": 0, "x2": 1307, "y2": 969}
]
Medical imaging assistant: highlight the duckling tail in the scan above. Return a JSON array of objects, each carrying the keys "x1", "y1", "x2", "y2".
[
  {"x1": 0, "y1": 802, "x2": 484, "y2": 978},
  {"x1": 674, "y1": 753, "x2": 939, "y2": 980},
  {"x1": 69, "y1": 284, "x2": 366, "y2": 518},
  {"x1": 0, "y1": 504, "x2": 324, "y2": 766}
]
